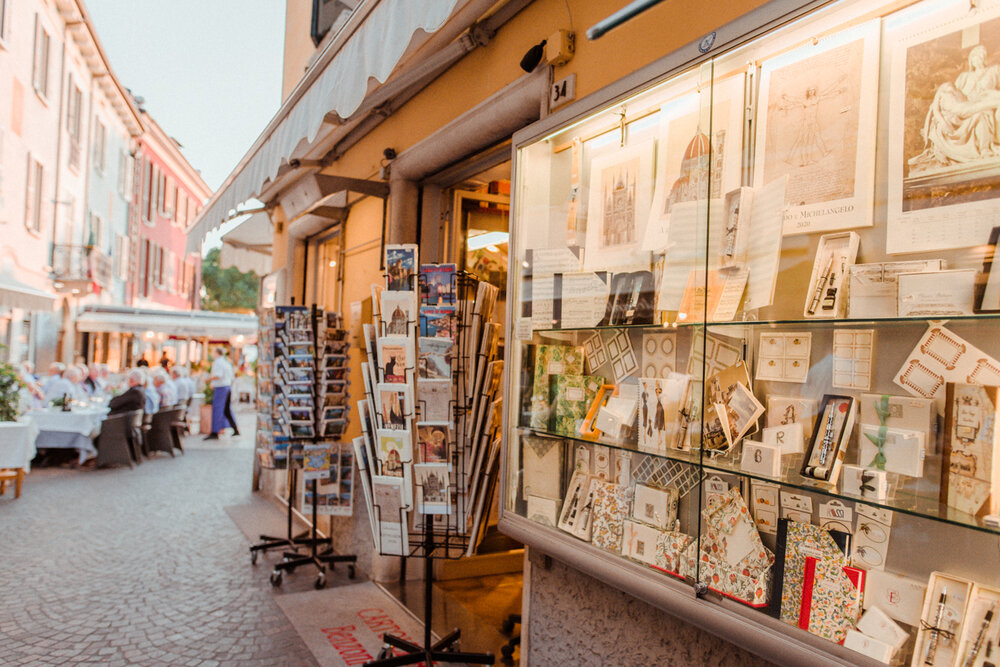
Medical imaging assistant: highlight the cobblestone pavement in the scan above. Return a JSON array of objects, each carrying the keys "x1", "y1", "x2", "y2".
[{"x1": 0, "y1": 414, "x2": 320, "y2": 666}]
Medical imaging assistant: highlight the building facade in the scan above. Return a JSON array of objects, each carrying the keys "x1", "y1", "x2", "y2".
[
  {"x1": 129, "y1": 111, "x2": 209, "y2": 313},
  {"x1": 0, "y1": 0, "x2": 208, "y2": 370}
]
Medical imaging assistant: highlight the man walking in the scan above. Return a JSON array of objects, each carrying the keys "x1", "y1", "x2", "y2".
[{"x1": 204, "y1": 347, "x2": 239, "y2": 440}]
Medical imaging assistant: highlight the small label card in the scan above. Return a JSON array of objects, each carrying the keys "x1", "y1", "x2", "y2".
[
  {"x1": 740, "y1": 441, "x2": 781, "y2": 476},
  {"x1": 762, "y1": 423, "x2": 804, "y2": 454}
]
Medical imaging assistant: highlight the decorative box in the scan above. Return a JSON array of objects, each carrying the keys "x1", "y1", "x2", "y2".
[
  {"x1": 912, "y1": 572, "x2": 973, "y2": 667},
  {"x1": 840, "y1": 464, "x2": 889, "y2": 501},
  {"x1": 803, "y1": 231, "x2": 859, "y2": 319},
  {"x1": 801, "y1": 395, "x2": 857, "y2": 484}
]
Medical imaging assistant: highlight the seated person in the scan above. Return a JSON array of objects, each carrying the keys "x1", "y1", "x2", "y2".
[
  {"x1": 44, "y1": 367, "x2": 87, "y2": 403},
  {"x1": 152, "y1": 368, "x2": 178, "y2": 408},
  {"x1": 108, "y1": 369, "x2": 148, "y2": 415},
  {"x1": 40, "y1": 362, "x2": 66, "y2": 395},
  {"x1": 171, "y1": 367, "x2": 194, "y2": 403}
]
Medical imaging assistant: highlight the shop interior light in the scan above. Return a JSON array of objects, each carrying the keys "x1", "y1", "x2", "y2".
[
  {"x1": 144, "y1": 331, "x2": 155, "y2": 339},
  {"x1": 328, "y1": 260, "x2": 337, "y2": 267},
  {"x1": 467, "y1": 231, "x2": 509, "y2": 251},
  {"x1": 53, "y1": 281, "x2": 65, "y2": 289}
]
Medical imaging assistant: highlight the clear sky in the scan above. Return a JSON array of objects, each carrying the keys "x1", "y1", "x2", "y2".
[{"x1": 85, "y1": 0, "x2": 285, "y2": 251}]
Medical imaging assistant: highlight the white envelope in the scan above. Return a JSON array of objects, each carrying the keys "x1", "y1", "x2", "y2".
[
  {"x1": 843, "y1": 630, "x2": 896, "y2": 663},
  {"x1": 856, "y1": 606, "x2": 909, "y2": 650},
  {"x1": 858, "y1": 425, "x2": 926, "y2": 478},
  {"x1": 863, "y1": 570, "x2": 926, "y2": 627},
  {"x1": 897, "y1": 269, "x2": 975, "y2": 317}
]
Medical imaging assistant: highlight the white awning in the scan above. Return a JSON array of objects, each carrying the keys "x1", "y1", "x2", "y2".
[
  {"x1": 220, "y1": 212, "x2": 272, "y2": 275},
  {"x1": 185, "y1": 0, "x2": 465, "y2": 254},
  {"x1": 76, "y1": 306, "x2": 257, "y2": 340},
  {"x1": 0, "y1": 274, "x2": 57, "y2": 311}
]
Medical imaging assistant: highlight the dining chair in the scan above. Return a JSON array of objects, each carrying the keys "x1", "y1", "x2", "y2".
[
  {"x1": 147, "y1": 408, "x2": 185, "y2": 457},
  {"x1": 0, "y1": 469, "x2": 24, "y2": 498},
  {"x1": 95, "y1": 413, "x2": 135, "y2": 469},
  {"x1": 124, "y1": 410, "x2": 145, "y2": 464}
]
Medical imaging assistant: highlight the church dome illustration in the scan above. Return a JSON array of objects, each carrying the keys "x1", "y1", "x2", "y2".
[{"x1": 683, "y1": 130, "x2": 711, "y2": 160}]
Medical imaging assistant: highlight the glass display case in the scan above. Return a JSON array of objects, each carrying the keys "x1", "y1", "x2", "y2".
[{"x1": 500, "y1": 0, "x2": 1000, "y2": 664}]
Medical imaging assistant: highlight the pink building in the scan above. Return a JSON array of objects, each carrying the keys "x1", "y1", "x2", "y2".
[{"x1": 129, "y1": 111, "x2": 211, "y2": 310}]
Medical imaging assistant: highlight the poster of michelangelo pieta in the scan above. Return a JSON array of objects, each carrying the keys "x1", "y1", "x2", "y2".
[{"x1": 888, "y1": 6, "x2": 1000, "y2": 253}]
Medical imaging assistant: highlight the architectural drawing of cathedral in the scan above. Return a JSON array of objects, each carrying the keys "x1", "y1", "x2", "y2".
[
  {"x1": 602, "y1": 169, "x2": 637, "y2": 247},
  {"x1": 666, "y1": 128, "x2": 726, "y2": 213}
]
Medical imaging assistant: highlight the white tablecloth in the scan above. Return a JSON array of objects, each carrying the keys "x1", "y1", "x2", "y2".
[
  {"x1": 26, "y1": 408, "x2": 108, "y2": 464},
  {"x1": 0, "y1": 417, "x2": 39, "y2": 470}
]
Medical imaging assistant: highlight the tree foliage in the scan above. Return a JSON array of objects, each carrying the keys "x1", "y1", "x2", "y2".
[{"x1": 200, "y1": 247, "x2": 259, "y2": 312}]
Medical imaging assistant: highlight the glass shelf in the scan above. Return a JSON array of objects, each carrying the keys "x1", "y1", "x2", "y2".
[
  {"x1": 528, "y1": 312, "x2": 1000, "y2": 335},
  {"x1": 517, "y1": 425, "x2": 702, "y2": 467},
  {"x1": 701, "y1": 455, "x2": 1000, "y2": 537}
]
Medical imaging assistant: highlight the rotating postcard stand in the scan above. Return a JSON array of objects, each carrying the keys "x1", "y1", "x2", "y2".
[
  {"x1": 363, "y1": 271, "x2": 494, "y2": 666},
  {"x1": 250, "y1": 304, "x2": 357, "y2": 589}
]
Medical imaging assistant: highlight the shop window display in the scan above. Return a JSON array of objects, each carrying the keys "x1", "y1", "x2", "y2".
[{"x1": 502, "y1": 0, "x2": 1000, "y2": 664}]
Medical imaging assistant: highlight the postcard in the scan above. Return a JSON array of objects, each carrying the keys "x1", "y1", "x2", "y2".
[
  {"x1": 416, "y1": 422, "x2": 449, "y2": 464},
  {"x1": 420, "y1": 305, "x2": 456, "y2": 339},
  {"x1": 414, "y1": 463, "x2": 451, "y2": 515},
  {"x1": 420, "y1": 263, "x2": 456, "y2": 305},
  {"x1": 380, "y1": 291, "x2": 417, "y2": 335},
  {"x1": 376, "y1": 428, "x2": 411, "y2": 477},
  {"x1": 376, "y1": 382, "x2": 411, "y2": 430},
  {"x1": 372, "y1": 475, "x2": 408, "y2": 556},
  {"x1": 417, "y1": 378, "x2": 452, "y2": 423},
  {"x1": 418, "y1": 337, "x2": 453, "y2": 380},
  {"x1": 376, "y1": 335, "x2": 414, "y2": 385},
  {"x1": 385, "y1": 244, "x2": 418, "y2": 291}
]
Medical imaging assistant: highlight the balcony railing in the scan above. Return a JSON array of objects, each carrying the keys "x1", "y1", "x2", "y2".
[{"x1": 51, "y1": 244, "x2": 113, "y2": 290}]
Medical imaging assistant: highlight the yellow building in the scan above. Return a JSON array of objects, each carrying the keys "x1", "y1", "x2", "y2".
[{"x1": 187, "y1": 0, "x2": 971, "y2": 663}]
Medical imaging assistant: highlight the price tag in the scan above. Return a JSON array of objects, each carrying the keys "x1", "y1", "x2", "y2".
[
  {"x1": 515, "y1": 318, "x2": 532, "y2": 341},
  {"x1": 780, "y1": 491, "x2": 813, "y2": 513}
]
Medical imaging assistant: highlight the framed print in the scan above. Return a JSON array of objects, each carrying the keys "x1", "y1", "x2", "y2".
[
  {"x1": 754, "y1": 20, "x2": 880, "y2": 235},
  {"x1": 976, "y1": 226, "x2": 1000, "y2": 312},
  {"x1": 646, "y1": 72, "x2": 745, "y2": 252},
  {"x1": 583, "y1": 139, "x2": 656, "y2": 272},
  {"x1": 887, "y1": 4, "x2": 1000, "y2": 253}
]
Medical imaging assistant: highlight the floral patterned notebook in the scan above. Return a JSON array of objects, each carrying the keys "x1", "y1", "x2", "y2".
[
  {"x1": 700, "y1": 488, "x2": 775, "y2": 607},
  {"x1": 552, "y1": 374, "x2": 605, "y2": 436},
  {"x1": 530, "y1": 345, "x2": 584, "y2": 430},
  {"x1": 590, "y1": 481, "x2": 630, "y2": 554}
]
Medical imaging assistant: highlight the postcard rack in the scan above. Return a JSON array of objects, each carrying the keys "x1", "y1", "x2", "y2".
[
  {"x1": 250, "y1": 304, "x2": 357, "y2": 590},
  {"x1": 356, "y1": 257, "x2": 499, "y2": 665}
]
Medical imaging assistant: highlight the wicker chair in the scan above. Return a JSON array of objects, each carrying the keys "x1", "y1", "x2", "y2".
[{"x1": 95, "y1": 413, "x2": 136, "y2": 469}]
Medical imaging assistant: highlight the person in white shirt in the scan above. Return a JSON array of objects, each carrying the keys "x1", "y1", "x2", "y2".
[
  {"x1": 41, "y1": 363, "x2": 66, "y2": 395},
  {"x1": 152, "y1": 368, "x2": 178, "y2": 408},
  {"x1": 44, "y1": 367, "x2": 87, "y2": 403},
  {"x1": 205, "y1": 347, "x2": 238, "y2": 439},
  {"x1": 170, "y1": 367, "x2": 194, "y2": 403}
]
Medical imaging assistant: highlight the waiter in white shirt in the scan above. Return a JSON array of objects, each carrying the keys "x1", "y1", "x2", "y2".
[{"x1": 205, "y1": 347, "x2": 239, "y2": 439}]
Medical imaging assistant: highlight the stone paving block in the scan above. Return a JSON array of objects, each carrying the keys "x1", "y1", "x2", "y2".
[{"x1": 0, "y1": 425, "x2": 318, "y2": 666}]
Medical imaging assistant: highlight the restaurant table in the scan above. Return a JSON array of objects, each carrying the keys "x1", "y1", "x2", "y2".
[
  {"x1": 26, "y1": 407, "x2": 109, "y2": 464},
  {"x1": 0, "y1": 417, "x2": 39, "y2": 471}
]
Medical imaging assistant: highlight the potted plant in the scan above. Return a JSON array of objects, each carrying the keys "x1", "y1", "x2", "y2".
[
  {"x1": 0, "y1": 356, "x2": 22, "y2": 422},
  {"x1": 199, "y1": 384, "x2": 214, "y2": 434}
]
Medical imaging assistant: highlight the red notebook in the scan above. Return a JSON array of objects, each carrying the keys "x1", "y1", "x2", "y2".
[{"x1": 798, "y1": 556, "x2": 866, "y2": 644}]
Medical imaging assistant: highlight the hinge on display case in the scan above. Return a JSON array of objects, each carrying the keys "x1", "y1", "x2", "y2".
[{"x1": 695, "y1": 582, "x2": 709, "y2": 599}]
